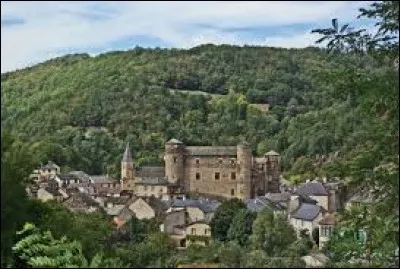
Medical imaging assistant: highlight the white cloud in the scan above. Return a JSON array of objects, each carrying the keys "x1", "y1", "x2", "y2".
[{"x1": 1, "y1": 1, "x2": 372, "y2": 73}]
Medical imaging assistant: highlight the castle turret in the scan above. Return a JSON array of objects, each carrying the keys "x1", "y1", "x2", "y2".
[
  {"x1": 265, "y1": 150, "x2": 280, "y2": 193},
  {"x1": 237, "y1": 141, "x2": 253, "y2": 199},
  {"x1": 164, "y1": 139, "x2": 185, "y2": 185},
  {"x1": 121, "y1": 143, "x2": 135, "y2": 182}
]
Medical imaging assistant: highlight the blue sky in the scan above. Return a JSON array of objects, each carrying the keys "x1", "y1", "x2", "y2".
[{"x1": 1, "y1": 1, "x2": 375, "y2": 73}]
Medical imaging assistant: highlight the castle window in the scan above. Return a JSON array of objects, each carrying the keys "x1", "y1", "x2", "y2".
[
  {"x1": 196, "y1": 172, "x2": 201, "y2": 180},
  {"x1": 173, "y1": 156, "x2": 177, "y2": 163},
  {"x1": 230, "y1": 159, "x2": 235, "y2": 165},
  {"x1": 215, "y1": 172, "x2": 220, "y2": 180},
  {"x1": 231, "y1": 172, "x2": 236, "y2": 180},
  {"x1": 231, "y1": 189, "x2": 235, "y2": 196},
  {"x1": 195, "y1": 158, "x2": 200, "y2": 165},
  {"x1": 218, "y1": 158, "x2": 223, "y2": 164}
]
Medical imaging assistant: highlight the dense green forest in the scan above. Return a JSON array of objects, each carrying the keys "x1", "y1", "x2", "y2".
[
  {"x1": 1, "y1": 1, "x2": 398, "y2": 268},
  {"x1": 0, "y1": 32, "x2": 382, "y2": 178}
]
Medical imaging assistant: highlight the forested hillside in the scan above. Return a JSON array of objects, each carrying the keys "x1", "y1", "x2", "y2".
[
  {"x1": 0, "y1": 44, "x2": 381, "y2": 179},
  {"x1": 1, "y1": 1, "x2": 398, "y2": 268}
]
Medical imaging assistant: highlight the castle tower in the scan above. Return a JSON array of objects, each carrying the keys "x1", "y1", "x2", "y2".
[
  {"x1": 121, "y1": 143, "x2": 135, "y2": 182},
  {"x1": 164, "y1": 139, "x2": 185, "y2": 186},
  {"x1": 237, "y1": 141, "x2": 253, "y2": 200},
  {"x1": 264, "y1": 150, "x2": 281, "y2": 193}
]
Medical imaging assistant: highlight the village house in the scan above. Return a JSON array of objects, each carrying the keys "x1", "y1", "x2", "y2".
[
  {"x1": 185, "y1": 221, "x2": 212, "y2": 247},
  {"x1": 265, "y1": 191, "x2": 291, "y2": 209},
  {"x1": 166, "y1": 198, "x2": 221, "y2": 223},
  {"x1": 113, "y1": 196, "x2": 168, "y2": 227},
  {"x1": 318, "y1": 213, "x2": 338, "y2": 250},
  {"x1": 62, "y1": 192, "x2": 100, "y2": 213},
  {"x1": 289, "y1": 200, "x2": 326, "y2": 238},
  {"x1": 293, "y1": 181, "x2": 330, "y2": 211}
]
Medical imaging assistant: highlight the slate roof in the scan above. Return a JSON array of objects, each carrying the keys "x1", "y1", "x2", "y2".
[
  {"x1": 265, "y1": 192, "x2": 291, "y2": 203},
  {"x1": 291, "y1": 203, "x2": 323, "y2": 221},
  {"x1": 103, "y1": 196, "x2": 131, "y2": 205},
  {"x1": 136, "y1": 177, "x2": 169, "y2": 185},
  {"x1": 68, "y1": 171, "x2": 92, "y2": 183},
  {"x1": 167, "y1": 199, "x2": 221, "y2": 213},
  {"x1": 63, "y1": 193, "x2": 99, "y2": 209},
  {"x1": 105, "y1": 204, "x2": 125, "y2": 216},
  {"x1": 295, "y1": 182, "x2": 328, "y2": 196},
  {"x1": 90, "y1": 175, "x2": 118, "y2": 184},
  {"x1": 145, "y1": 196, "x2": 170, "y2": 216},
  {"x1": 122, "y1": 143, "x2": 133, "y2": 162},
  {"x1": 136, "y1": 167, "x2": 165, "y2": 178},
  {"x1": 245, "y1": 197, "x2": 286, "y2": 213},
  {"x1": 185, "y1": 146, "x2": 237, "y2": 156}
]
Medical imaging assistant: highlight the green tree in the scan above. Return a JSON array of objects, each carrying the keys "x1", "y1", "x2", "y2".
[
  {"x1": 1, "y1": 133, "x2": 35, "y2": 267},
  {"x1": 210, "y1": 198, "x2": 246, "y2": 242},
  {"x1": 227, "y1": 209, "x2": 257, "y2": 246},
  {"x1": 250, "y1": 209, "x2": 296, "y2": 256}
]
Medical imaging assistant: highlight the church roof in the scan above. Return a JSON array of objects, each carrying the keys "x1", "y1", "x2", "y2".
[
  {"x1": 166, "y1": 138, "x2": 183, "y2": 144},
  {"x1": 122, "y1": 143, "x2": 132, "y2": 162},
  {"x1": 136, "y1": 167, "x2": 165, "y2": 178},
  {"x1": 185, "y1": 146, "x2": 237, "y2": 156}
]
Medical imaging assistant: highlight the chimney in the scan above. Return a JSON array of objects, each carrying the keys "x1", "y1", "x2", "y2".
[{"x1": 306, "y1": 179, "x2": 310, "y2": 183}]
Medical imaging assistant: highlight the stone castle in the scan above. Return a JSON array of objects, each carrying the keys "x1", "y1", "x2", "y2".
[{"x1": 121, "y1": 139, "x2": 281, "y2": 200}]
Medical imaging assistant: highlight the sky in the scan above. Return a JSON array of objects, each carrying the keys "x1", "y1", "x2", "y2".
[{"x1": 1, "y1": 1, "x2": 375, "y2": 73}]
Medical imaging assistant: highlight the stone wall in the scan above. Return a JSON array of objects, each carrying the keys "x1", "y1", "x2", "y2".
[{"x1": 184, "y1": 156, "x2": 240, "y2": 199}]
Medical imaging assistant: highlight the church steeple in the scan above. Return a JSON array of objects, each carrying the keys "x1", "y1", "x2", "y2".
[
  {"x1": 122, "y1": 142, "x2": 133, "y2": 163},
  {"x1": 121, "y1": 142, "x2": 134, "y2": 182}
]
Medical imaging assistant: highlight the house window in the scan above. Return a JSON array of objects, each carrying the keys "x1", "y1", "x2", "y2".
[
  {"x1": 191, "y1": 228, "x2": 196, "y2": 235},
  {"x1": 195, "y1": 159, "x2": 200, "y2": 165},
  {"x1": 205, "y1": 228, "x2": 211, "y2": 235},
  {"x1": 215, "y1": 172, "x2": 220, "y2": 180},
  {"x1": 231, "y1": 189, "x2": 235, "y2": 196},
  {"x1": 196, "y1": 172, "x2": 201, "y2": 180},
  {"x1": 231, "y1": 172, "x2": 236, "y2": 180}
]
